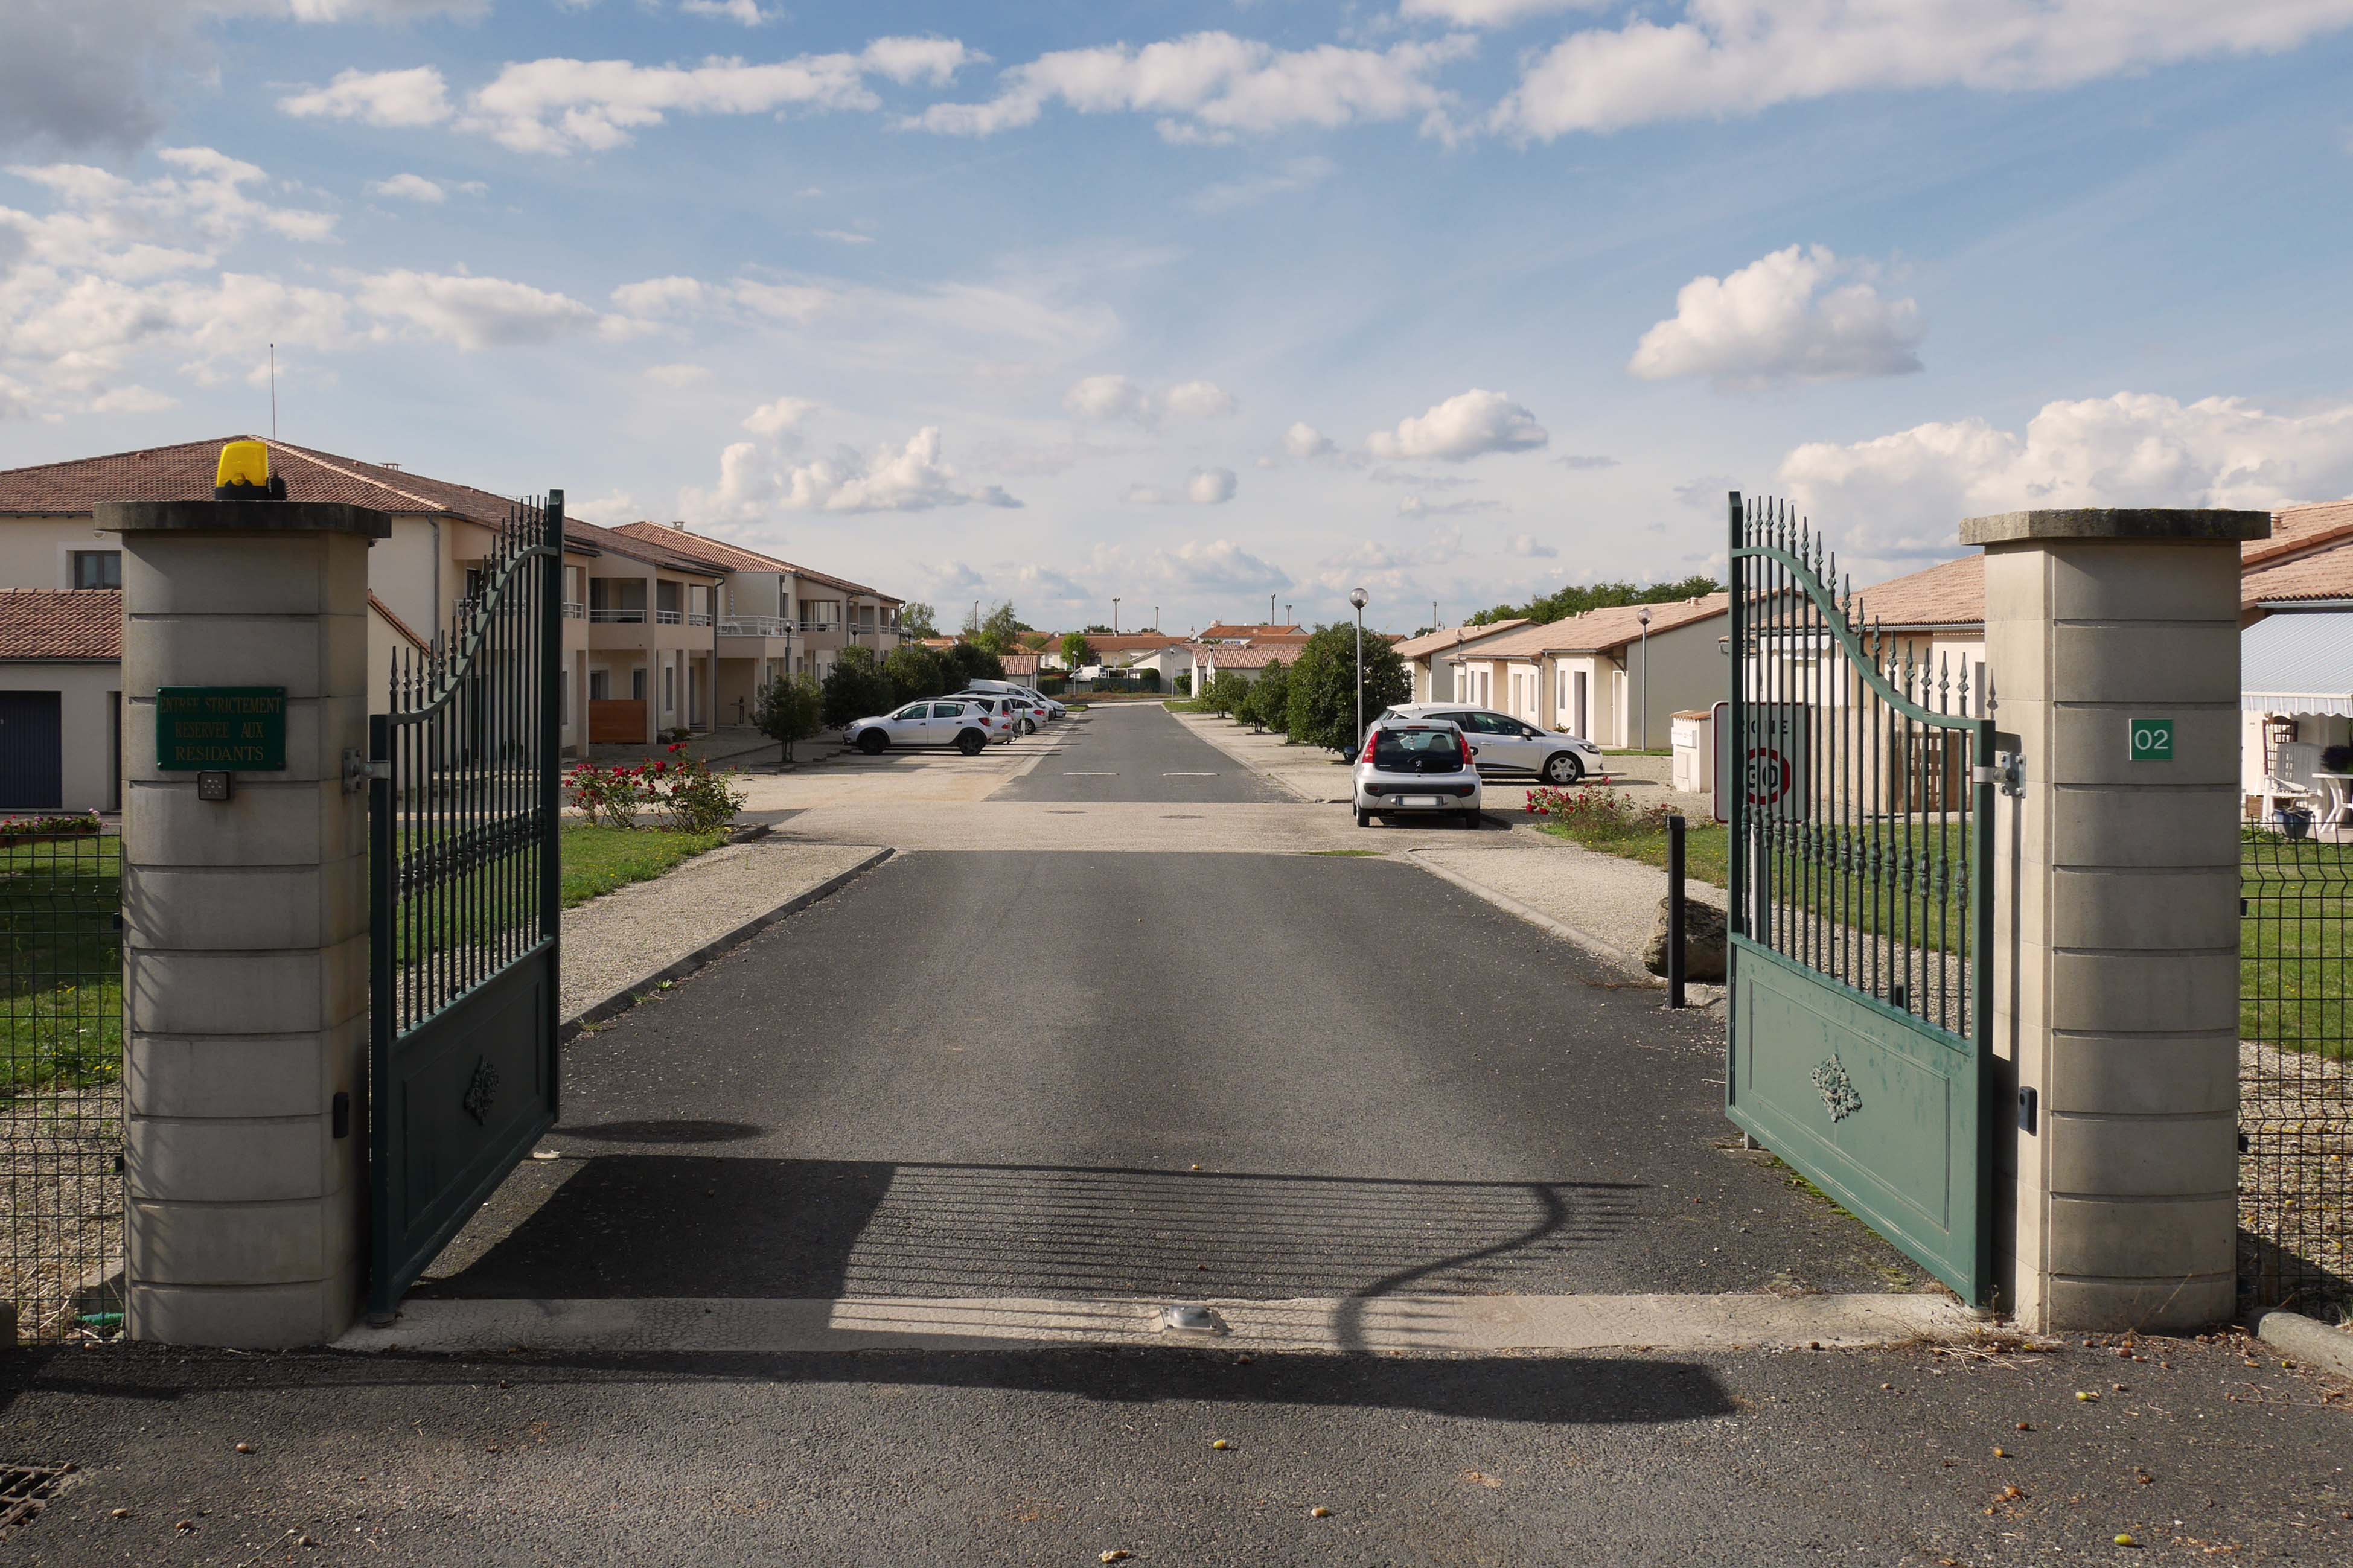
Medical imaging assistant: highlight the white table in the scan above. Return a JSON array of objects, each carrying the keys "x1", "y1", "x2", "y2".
[{"x1": 2315, "y1": 771, "x2": 2353, "y2": 826}]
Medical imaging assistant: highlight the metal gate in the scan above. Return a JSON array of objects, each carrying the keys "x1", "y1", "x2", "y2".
[
  {"x1": 1725, "y1": 495, "x2": 1997, "y2": 1304},
  {"x1": 368, "y1": 492, "x2": 563, "y2": 1320}
]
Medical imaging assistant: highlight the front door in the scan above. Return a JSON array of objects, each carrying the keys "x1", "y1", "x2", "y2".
[{"x1": 0, "y1": 690, "x2": 63, "y2": 810}]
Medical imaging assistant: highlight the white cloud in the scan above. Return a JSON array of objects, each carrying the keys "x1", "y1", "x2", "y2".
[
  {"x1": 1555, "y1": 452, "x2": 1618, "y2": 470},
  {"x1": 1190, "y1": 155, "x2": 1335, "y2": 214},
  {"x1": 354, "y1": 269, "x2": 607, "y2": 349},
  {"x1": 1781, "y1": 392, "x2": 2353, "y2": 568},
  {"x1": 680, "y1": 0, "x2": 765, "y2": 24},
  {"x1": 279, "y1": 66, "x2": 455, "y2": 129},
  {"x1": 1284, "y1": 421, "x2": 1335, "y2": 459},
  {"x1": 1399, "y1": 493, "x2": 1501, "y2": 517},
  {"x1": 458, "y1": 39, "x2": 982, "y2": 154},
  {"x1": 686, "y1": 425, "x2": 1019, "y2": 519},
  {"x1": 814, "y1": 228, "x2": 875, "y2": 244},
  {"x1": 645, "y1": 362, "x2": 709, "y2": 387},
  {"x1": 1065, "y1": 373, "x2": 1237, "y2": 426},
  {"x1": 1151, "y1": 538, "x2": 1292, "y2": 592},
  {"x1": 1367, "y1": 389, "x2": 1547, "y2": 461},
  {"x1": 742, "y1": 394, "x2": 816, "y2": 435},
  {"x1": 912, "y1": 30, "x2": 1477, "y2": 141},
  {"x1": 1491, "y1": 1, "x2": 2353, "y2": 140},
  {"x1": 610, "y1": 275, "x2": 707, "y2": 316},
  {"x1": 1507, "y1": 532, "x2": 1558, "y2": 556},
  {"x1": 1188, "y1": 467, "x2": 1238, "y2": 504},
  {"x1": 567, "y1": 487, "x2": 642, "y2": 527},
  {"x1": 1630, "y1": 244, "x2": 1922, "y2": 389},
  {"x1": 369, "y1": 172, "x2": 445, "y2": 203},
  {"x1": 1401, "y1": 0, "x2": 1601, "y2": 24},
  {"x1": 87, "y1": 382, "x2": 176, "y2": 413}
]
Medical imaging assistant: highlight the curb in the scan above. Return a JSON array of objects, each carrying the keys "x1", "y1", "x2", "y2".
[
  {"x1": 560, "y1": 846, "x2": 893, "y2": 1042},
  {"x1": 2249, "y1": 1308, "x2": 2353, "y2": 1383}
]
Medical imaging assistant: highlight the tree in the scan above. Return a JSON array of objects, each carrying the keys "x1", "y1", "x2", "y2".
[
  {"x1": 820, "y1": 645, "x2": 895, "y2": 728},
  {"x1": 1059, "y1": 631, "x2": 1096, "y2": 673},
  {"x1": 883, "y1": 643, "x2": 947, "y2": 706},
  {"x1": 1466, "y1": 575, "x2": 1722, "y2": 627},
  {"x1": 1285, "y1": 622, "x2": 1410, "y2": 755},
  {"x1": 972, "y1": 601, "x2": 1026, "y2": 656},
  {"x1": 1081, "y1": 623, "x2": 1115, "y2": 635},
  {"x1": 943, "y1": 642, "x2": 1004, "y2": 687},
  {"x1": 753, "y1": 672, "x2": 825, "y2": 765},
  {"x1": 1244, "y1": 658, "x2": 1289, "y2": 735},
  {"x1": 1203, "y1": 670, "x2": 1250, "y2": 718},
  {"x1": 899, "y1": 601, "x2": 939, "y2": 639}
]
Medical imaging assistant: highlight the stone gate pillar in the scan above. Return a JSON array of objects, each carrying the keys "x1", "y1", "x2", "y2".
[
  {"x1": 1966, "y1": 507, "x2": 2268, "y2": 1332},
  {"x1": 101, "y1": 497, "x2": 388, "y2": 1347}
]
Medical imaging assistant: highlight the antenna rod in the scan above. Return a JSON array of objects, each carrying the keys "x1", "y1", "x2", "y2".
[{"x1": 269, "y1": 343, "x2": 277, "y2": 441}]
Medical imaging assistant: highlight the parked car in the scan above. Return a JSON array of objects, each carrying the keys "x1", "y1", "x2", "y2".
[
  {"x1": 1377, "y1": 703, "x2": 1605, "y2": 784},
  {"x1": 1353, "y1": 716, "x2": 1482, "y2": 828},
  {"x1": 844, "y1": 696, "x2": 1014, "y2": 756},
  {"x1": 965, "y1": 678, "x2": 1066, "y2": 720},
  {"x1": 950, "y1": 687, "x2": 1046, "y2": 733}
]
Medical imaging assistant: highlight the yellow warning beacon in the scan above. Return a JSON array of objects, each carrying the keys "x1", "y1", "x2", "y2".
[{"x1": 214, "y1": 440, "x2": 286, "y2": 500}]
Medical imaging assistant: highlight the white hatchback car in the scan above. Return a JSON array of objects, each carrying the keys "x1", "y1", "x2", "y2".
[
  {"x1": 1353, "y1": 717, "x2": 1483, "y2": 828},
  {"x1": 1378, "y1": 703, "x2": 1606, "y2": 785},
  {"x1": 950, "y1": 688, "x2": 1046, "y2": 733},
  {"x1": 844, "y1": 696, "x2": 1014, "y2": 756}
]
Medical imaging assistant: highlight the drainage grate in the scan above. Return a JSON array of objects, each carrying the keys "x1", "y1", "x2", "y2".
[{"x1": 0, "y1": 1464, "x2": 72, "y2": 1531}]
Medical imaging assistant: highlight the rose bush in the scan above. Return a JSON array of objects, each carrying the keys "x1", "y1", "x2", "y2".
[{"x1": 566, "y1": 745, "x2": 745, "y2": 832}]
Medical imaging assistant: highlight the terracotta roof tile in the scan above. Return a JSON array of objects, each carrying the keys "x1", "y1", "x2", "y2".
[
  {"x1": 1447, "y1": 595, "x2": 1728, "y2": 661},
  {"x1": 1201, "y1": 644, "x2": 1295, "y2": 670},
  {"x1": 1394, "y1": 619, "x2": 1529, "y2": 659},
  {"x1": 1200, "y1": 622, "x2": 1303, "y2": 639},
  {"x1": 0, "y1": 590, "x2": 119, "y2": 660},
  {"x1": 2243, "y1": 534, "x2": 2353, "y2": 606}
]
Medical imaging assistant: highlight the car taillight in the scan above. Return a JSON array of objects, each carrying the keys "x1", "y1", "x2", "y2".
[
  {"x1": 1360, "y1": 734, "x2": 1379, "y2": 765},
  {"x1": 1458, "y1": 733, "x2": 1475, "y2": 766}
]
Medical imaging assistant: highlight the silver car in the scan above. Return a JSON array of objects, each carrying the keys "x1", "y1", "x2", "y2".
[
  {"x1": 1353, "y1": 717, "x2": 1483, "y2": 828},
  {"x1": 1378, "y1": 703, "x2": 1606, "y2": 785}
]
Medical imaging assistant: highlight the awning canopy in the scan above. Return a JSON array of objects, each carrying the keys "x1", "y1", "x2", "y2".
[{"x1": 2243, "y1": 610, "x2": 2353, "y2": 717}]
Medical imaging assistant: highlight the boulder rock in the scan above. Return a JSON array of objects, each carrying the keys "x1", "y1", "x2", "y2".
[{"x1": 1643, "y1": 894, "x2": 1728, "y2": 982}]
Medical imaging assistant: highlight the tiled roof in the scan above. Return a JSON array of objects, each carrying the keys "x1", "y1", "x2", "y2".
[
  {"x1": 1201, "y1": 622, "x2": 1302, "y2": 639},
  {"x1": 368, "y1": 593, "x2": 429, "y2": 651},
  {"x1": 0, "y1": 590, "x2": 120, "y2": 660},
  {"x1": 1849, "y1": 555, "x2": 1987, "y2": 629},
  {"x1": 1001, "y1": 652, "x2": 1040, "y2": 676},
  {"x1": 613, "y1": 521, "x2": 899, "y2": 601},
  {"x1": 2243, "y1": 534, "x2": 2353, "y2": 606},
  {"x1": 565, "y1": 517, "x2": 723, "y2": 576},
  {"x1": 1201, "y1": 644, "x2": 1295, "y2": 670},
  {"x1": 2249, "y1": 500, "x2": 2353, "y2": 567},
  {"x1": 1041, "y1": 633, "x2": 1191, "y2": 654},
  {"x1": 1448, "y1": 595, "x2": 1729, "y2": 661},
  {"x1": 1394, "y1": 619, "x2": 1528, "y2": 659}
]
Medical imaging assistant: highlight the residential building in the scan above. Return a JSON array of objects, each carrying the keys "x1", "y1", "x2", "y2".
[
  {"x1": 1396, "y1": 620, "x2": 1530, "y2": 703},
  {"x1": 0, "y1": 590, "x2": 122, "y2": 812},
  {"x1": 1200, "y1": 621, "x2": 1304, "y2": 643},
  {"x1": 1444, "y1": 596, "x2": 1731, "y2": 748},
  {"x1": 610, "y1": 521, "x2": 905, "y2": 728},
  {"x1": 1191, "y1": 642, "x2": 1295, "y2": 690}
]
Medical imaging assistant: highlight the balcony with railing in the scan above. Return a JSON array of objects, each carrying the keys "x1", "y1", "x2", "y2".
[
  {"x1": 562, "y1": 601, "x2": 586, "y2": 620},
  {"x1": 590, "y1": 607, "x2": 645, "y2": 623},
  {"x1": 655, "y1": 609, "x2": 684, "y2": 625},
  {"x1": 719, "y1": 614, "x2": 793, "y2": 638}
]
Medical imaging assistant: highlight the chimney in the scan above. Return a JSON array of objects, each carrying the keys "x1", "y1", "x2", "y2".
[
  {"x1": 380, "y1": 462, "x2": 401, "y2": 471},
  {"x1": 671, "y1": 520, "x2": 687, "y2": 530}
]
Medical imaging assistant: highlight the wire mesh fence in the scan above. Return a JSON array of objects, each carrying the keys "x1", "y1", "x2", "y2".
[
  {"x1": 0, "y1": 819, "x2": 122, "y2": 1342},
  {"x1": 2240, "y1": 826, "x2": 2351, "y2": 1312}
]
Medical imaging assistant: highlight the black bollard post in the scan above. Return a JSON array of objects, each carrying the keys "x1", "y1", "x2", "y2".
[{"x1": 1667, "y1": 812, "x2": 1687, "y2": 1009}]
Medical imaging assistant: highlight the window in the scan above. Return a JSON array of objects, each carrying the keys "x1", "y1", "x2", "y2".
[
  {"x1": 590, "y1": 669, "x2": 610, "y2": 700},
  {"x1": 560, "y1": 670, "x2": 571, "y2": 725},
  {"x1": 631, "y1": 668, "x2": 647, "y2": 701},
  {"x1": 893, "y1": 704, "x2": 928, "y2": 721},
  {"x1": 71, "y1": 550, "x2": 120, "y2": 590},
  {"x1": 663, "y1": 664, "x2": 675, "y2": 712},
  {"x1": 931, "y1": 702, "x2": 966, "y2": 718}
]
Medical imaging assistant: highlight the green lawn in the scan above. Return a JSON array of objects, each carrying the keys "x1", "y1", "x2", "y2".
[
  {"x1": 2242, "y1": 833, "x2": 2352, "y2": 1057},
  {"x1": 1, "y1": 834, "x2": 122, "y2": 1095},
  {"x1": 1161, "y1": 698, "x2": 1211, "y2": 713},
  {"x1": 560, "y1": 823, "x2": 730, "y2": 908}
]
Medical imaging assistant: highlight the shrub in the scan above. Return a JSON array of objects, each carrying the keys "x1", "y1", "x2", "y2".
[
  {"x1": 2325, "y1": 743, "x2": 2353, "y2": 774},
  {"x1": 1173, "y1": 673, "x2": 1191, "y2": 696},
  {"x1": 1059, "y1": 631, "x2": 1096, "y2": 672},
  {"x1": 0, "y1": 811, "x2": 101, "y2": 839},
  {"x1": 1244, "y1": 659, "x2": 1288, "y2": 734},
  {"x1": 943, "y1": 642, "x2": 1004, "y2": 687},
  {"x1": 643, "y1": 748, "x2": 747, "y2": 833},
  {"x1": 883, "y1": 643, "x2": 947, "y2": 706},
  {"x1": 1203, "y1": 670, "x2": 1250, "y2": 717},
  {"x1": 820, "y1": 646, "x2": 895, "y2": 728},
  {"x1": 1286, "y1": 623, "x2": 1410, "y2": 756},
  {"x1": 753, "y1": 672, "x2": 825, "y2": 765},
  {"x1": 1524, "y1": 784, "x2": 1673, "y2": 840},
  {"x1": 567, "y1": 762, "x2": 647, "y2": 828}
]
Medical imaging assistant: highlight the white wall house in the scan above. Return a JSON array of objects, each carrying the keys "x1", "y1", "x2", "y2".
[
  {"x1": 1444, "y1": 597, "x2": 1731, "y2": 748},
  {"x1": 1396, "y1": 620, "x2": 1528, "y2": 704}
]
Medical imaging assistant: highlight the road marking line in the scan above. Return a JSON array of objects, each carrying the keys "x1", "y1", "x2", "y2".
[
  {"x1": 343, "y1": 1292, "x2": 1982, "y2": 1357},
  {"x1": 1162, "y1": 771, "x2": 1218, "y2": 776},
  {"x1": 1062, "y1": 771, "x2": 1117, "y2": 776}
]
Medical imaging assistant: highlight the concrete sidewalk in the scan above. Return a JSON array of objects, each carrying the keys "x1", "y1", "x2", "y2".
[{"x1": 1411, "y1": 834, "x2": 1726, "y2": 989}]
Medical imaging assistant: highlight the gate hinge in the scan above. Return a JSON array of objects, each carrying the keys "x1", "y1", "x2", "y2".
[
  {"x1": 343, "y1": 748, "x2": 388, "y2": 794},
  {"x1": 1976, "y1": 748, "x2": 2026, "y2": 798}
]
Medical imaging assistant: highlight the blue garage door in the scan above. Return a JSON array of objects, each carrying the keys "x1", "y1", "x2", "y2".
[{"x1": 0, "y1": 691, "x2": 63, "y2": 810}]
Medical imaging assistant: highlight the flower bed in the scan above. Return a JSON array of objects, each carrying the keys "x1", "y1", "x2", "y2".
[
  {"x1": 566, "y1": 744, "x2": 747, "y2": 833},
  {"x1": 0, "y1": 812, "x2": 103, "y2": 841}
]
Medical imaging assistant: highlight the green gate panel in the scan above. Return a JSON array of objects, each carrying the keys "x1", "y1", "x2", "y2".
[{"x1": 1728, "y1": 937, "x2": 1987, "y2": 1303}]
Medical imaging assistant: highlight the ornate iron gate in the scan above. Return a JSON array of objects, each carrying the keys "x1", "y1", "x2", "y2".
[
  {"x1": 368, "y1": 492, "x2": 563, "y2": 1320},
  {"x1": 1726, "y1": 495, "x2": 1997, "y2": 1304}
]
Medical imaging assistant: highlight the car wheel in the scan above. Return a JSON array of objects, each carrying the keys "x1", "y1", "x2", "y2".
[
  {"x1": 1022, "y1": 718, "x2": 1038, "y2": 735},
  {"x1": 857, "y1": 730, "x2": 887, "y2": 755},
  {"x1": 1541, "y1": 751, "x2": 1583, "y2": 785},
  {"x1": 1354, "y1": 806, "x2": 1370, "y2": 828},
  {"x1": 957, "y1": 728, "x2": 986, "y2": 756},
  {"x1": 1458, "y1": 809, "x2": 1481, "y2": 829}
]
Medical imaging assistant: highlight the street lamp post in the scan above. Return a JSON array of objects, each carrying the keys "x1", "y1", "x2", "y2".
[
  {"x1": 1637, "y1": 607, "x2": 1652, "y2": 751},
  {"x1": 1113, "y1": 597, "x2": 1120, "y2": 636},
  {"x1": 1349, "y1": 587, "x2": 1370, "y2": 750}
]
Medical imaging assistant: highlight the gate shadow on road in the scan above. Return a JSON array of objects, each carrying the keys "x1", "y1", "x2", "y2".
[
  {"x1": 2, "y1": 1340, "x2": 1735, "y2": 1427},
  {"x1": 419, "y1": 1154, "x2": 1645, "y2": 1305}
]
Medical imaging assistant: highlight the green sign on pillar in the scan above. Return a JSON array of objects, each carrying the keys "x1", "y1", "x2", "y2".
[
  {"x1": 156, "y1": 686, "x2": 288, "y2": 771},
  {"x1": 2128, "y1": 716, "x2": 2174, "y2": 763}
]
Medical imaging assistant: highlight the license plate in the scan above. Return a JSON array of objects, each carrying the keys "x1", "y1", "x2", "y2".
[{"x1": 1403, "y1": 795, "x2": 1441, "y2": 806}]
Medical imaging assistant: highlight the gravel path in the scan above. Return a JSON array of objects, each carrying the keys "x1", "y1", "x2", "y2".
[{"x1": 559, "y1": 838, "x2": 886, "y2": 1021}]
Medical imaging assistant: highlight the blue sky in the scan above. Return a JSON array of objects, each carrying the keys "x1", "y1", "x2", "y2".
[{"x1": 5, "y1": 2, "x2": 2353, "y2": 633}]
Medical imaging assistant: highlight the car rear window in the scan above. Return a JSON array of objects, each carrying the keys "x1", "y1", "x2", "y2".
[{"x1": 1371, "y1": 728, "x2": 1463, "y2": 771}]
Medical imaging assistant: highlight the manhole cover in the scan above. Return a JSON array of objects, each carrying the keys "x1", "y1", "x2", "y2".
[{"x1": 1, "y1": 1465, "x2": 72, "y2": 1531}]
